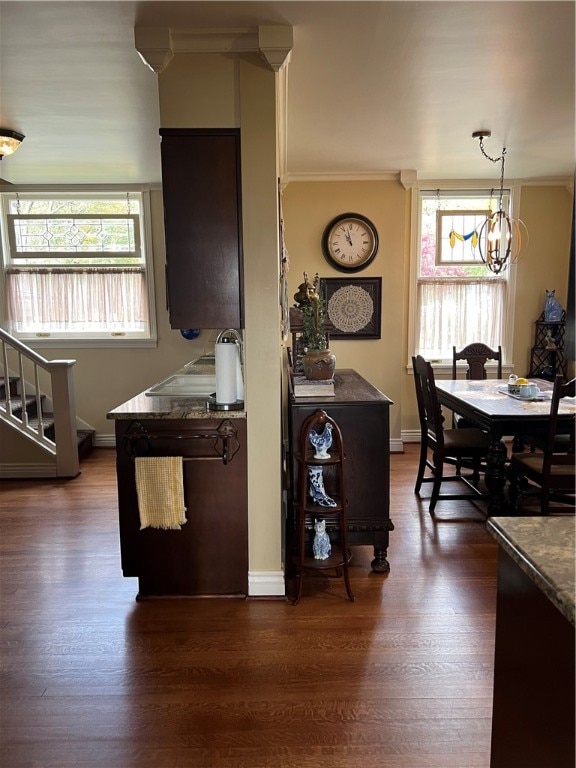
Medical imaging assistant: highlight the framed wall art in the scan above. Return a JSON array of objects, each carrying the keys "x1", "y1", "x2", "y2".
[{"x1": 320, "y1": 277, "x2": 382, "y2": 340}]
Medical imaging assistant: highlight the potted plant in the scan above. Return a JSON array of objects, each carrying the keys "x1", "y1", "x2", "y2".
[{"x1": 301, "y1": 274, "x2": 336, "y2": 381}]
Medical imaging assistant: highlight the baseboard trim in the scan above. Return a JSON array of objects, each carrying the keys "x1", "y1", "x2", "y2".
[
  {"x1": 94, "y1": 434, "x2": 116, "y2": 448},
  {"x1": 248, "y1": 570, "x2": 286, "y2": 597},
  {"x1": 0, "y1": 464, "x2": 58, "y2": 479},
  {"x1": 401, "y1": 430, "x2": 421, "y2": 444}
]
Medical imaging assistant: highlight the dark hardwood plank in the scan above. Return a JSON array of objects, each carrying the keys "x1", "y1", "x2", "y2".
[{"x1": 0, "y1": 446, "x2": 498, "y2": 768}]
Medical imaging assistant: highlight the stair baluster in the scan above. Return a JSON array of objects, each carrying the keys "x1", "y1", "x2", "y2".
[{"x1": 0, "y1": 328, "x2": 82, "y2": 478}]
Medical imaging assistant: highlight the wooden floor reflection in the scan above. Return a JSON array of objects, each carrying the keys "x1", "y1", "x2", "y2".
[{"x1": 0, "y1": 445, "x2": 498, "y2": 768}]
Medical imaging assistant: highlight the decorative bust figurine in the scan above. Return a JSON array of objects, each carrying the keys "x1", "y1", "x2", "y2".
[
  {"x1": 302, "y1": 282, "x2": 328, "y2": 351},
  {"x1": 293, "y1": 271, "x2": 316, "y2": 309}
]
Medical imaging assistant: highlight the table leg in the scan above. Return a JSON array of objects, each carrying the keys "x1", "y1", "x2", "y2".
[
  {"x1": 371, "y1": 547, "x2": 390, "y2": 573},
  {"x1": 485, "y1": 438, "x2": 509, "y2": 515}
]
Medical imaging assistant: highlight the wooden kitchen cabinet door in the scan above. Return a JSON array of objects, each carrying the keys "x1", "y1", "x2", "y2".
[
  {"x1": 160, "y1": 129, "x2": 244, "y2": 329},
  {"x1": 114, "y1": 418, "x2": 248, "y2": 597}
]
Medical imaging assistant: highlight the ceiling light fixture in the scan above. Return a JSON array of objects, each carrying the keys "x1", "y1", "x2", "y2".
[
  {"x1": 472, "y1": 129, "x2": 526, "y2": 274},
  {"x1": 0, "y1": 129, "x2": 25, "y2": 158}
]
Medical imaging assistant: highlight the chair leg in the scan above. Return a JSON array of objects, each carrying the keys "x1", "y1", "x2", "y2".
[
  {"x1": 429, "y1": 454, "x2": 443, "y2": 514},
  {"x1": 414, "y1": 439, "x2": 427, "y2": 495},
  {"x1": 540, "y1": 487, "x2": 550, "y2": 516},
  {"x1": 507, "y1": 468, "x2": 519, "y2": 513},
  {"x1": 472, "y1": 456, "x2": 481, "y2": 487}
]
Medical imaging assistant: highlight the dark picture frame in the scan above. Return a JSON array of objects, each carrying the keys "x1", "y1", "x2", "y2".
[{"x1": 320, "y1": 277, "x2": 382, "y2": 340}]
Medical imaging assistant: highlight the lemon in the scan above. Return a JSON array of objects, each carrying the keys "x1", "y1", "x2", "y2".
[{"x1": 516, "y1": 377, "x2": 529, "y2": 385}]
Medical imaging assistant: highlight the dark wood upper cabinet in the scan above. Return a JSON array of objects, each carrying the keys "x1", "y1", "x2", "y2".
[{"x1": 159, "y1": 128, "x2": 244, "y2": 329}]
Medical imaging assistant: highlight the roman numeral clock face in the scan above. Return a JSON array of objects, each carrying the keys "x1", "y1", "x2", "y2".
[{"x1": 322, "y1": 213, "x2": 379, "y2": 272}]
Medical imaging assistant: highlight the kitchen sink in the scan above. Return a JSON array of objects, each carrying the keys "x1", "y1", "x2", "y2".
[{"x1": 145, "y1": 374, "x2": 216, "y2": 397}]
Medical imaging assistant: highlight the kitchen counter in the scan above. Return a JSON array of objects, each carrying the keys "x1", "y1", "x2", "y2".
[
  {"x1": 487, "y1": 516, "x2": 575, "y2": 625},
  {"x1": 487, "y1": 516, "x2": 575, "y2": 768},
  {"x1": 106, "y1": 356, "x2": 246, "y2": 420},
  {"x1": 108, "y1": 353, "x2": 248, "y2": 598}
]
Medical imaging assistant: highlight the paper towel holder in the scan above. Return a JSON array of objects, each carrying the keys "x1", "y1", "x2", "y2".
[
  {"x1": 215, "y1": 328, "x2": 243, "y2": 358},
  {"x1": 207, "y1": 328, "x2": 244, "y2": 411}
]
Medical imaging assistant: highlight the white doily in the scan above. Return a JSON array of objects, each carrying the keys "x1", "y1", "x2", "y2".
[{"x1": 328, "y1": 285, "x2": 374, "y2": 333}]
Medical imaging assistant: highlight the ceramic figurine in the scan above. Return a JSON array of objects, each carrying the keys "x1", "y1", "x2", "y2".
[
  {"x1": 308, "y1": 422, "x2": 333, "y2": 459},
  {"x1": 313, "y1": 519, "x2": 331, "y2": 560},
  {"x1": 308, "y1": 465, "x2": 337, "y2": 507},
  {"x1": 544, "y1": 289, "x2": 563, "y2": 322}
]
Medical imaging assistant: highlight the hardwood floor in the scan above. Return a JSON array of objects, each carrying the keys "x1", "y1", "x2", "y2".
[{"x1": 0, "y1": 446, "x2": 498, "y2": 768}]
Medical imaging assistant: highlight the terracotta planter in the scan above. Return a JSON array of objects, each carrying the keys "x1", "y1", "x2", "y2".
[{"x1": 302, "y1": 348, "x2": 336, "y2": 381}]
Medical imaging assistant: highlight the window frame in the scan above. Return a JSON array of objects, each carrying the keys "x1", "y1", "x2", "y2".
[
  {"x1": 407, "y1": 181, "x2": 520, "y2": 372},
  {"x1": 0, "y1": 184, "x2": 157, "y2": 348}
]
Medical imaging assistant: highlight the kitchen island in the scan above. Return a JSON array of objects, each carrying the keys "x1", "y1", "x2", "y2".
[
  {"x1": 107, "y1": 359, "x2": 247, "y2": 599},
  {"x1": 487, "y1": 516, "x2": 575, "y2": 768}
]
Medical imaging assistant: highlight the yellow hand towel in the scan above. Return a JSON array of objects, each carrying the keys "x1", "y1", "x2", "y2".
[{"x1": 135, "y1": 456, "x2": 187, "y2": 530}]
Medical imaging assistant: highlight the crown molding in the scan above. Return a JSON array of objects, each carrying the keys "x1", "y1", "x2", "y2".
[
  {"x1": 282, "y1": 171, "x2": 399, "y2": 184},
  {"x1": 399, "y1": 170, "x2": 418, "y2": 190}
]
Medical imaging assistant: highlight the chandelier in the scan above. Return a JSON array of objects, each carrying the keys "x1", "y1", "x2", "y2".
[{"x1": 472, "y1": 130, "x2": 527, "y2": 274}]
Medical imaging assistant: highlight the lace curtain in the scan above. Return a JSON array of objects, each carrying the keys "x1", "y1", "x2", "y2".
[
  {"x1": 6, "y1": 268, "x2": 149, "y2": 333},
  {"x1": 417, "y1": 278, "x2": 506, "y2": 358}
]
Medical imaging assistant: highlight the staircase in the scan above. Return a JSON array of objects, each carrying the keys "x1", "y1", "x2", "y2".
[
  {"x1": 0, "y1": 329, "x2": 94, "y2": 478},
  {"x1": 0, "y1": 375, "x2": 94, "y2": 462}
]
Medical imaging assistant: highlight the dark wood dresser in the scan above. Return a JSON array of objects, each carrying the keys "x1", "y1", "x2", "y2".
[{"x1": 287, "y1": 369, "x2": 394, "y2": 573}]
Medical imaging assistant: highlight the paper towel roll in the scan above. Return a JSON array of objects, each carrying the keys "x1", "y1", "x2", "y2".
[
  {"x1": 235, "y1": 349, "x2": 244, "y2": 401},
  {"x1": 215, "y1": 341, "x2": 239, "y2": 404}
]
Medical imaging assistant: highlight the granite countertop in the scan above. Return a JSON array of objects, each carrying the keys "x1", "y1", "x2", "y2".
[
  {"x1": 106, "y1": 355, "x2": 246, "y2": 420},
  {"x1": 487, "y1": 517, "x2": 575, "y2": 626}
]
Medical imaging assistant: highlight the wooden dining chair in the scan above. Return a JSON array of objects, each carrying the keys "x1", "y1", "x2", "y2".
[
  {"x1": 452, "y1": 343, "x2": 503, "y2": 430},
  {"x1": 508, "y1": 375, "x2": 575, "y2": 515},
  {"x1": 412, "y1": 355, "x2": 491, "y2": 514},
  {"x1": 452, "y1": 343, "x2": 502, "y2": 381}
]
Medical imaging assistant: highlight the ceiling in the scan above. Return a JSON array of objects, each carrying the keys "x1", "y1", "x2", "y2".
[{"x1": 1, "y1": 1, "x2": 574, "y2": 185}]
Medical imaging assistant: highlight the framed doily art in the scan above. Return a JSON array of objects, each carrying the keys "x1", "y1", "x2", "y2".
[{"x1": 321, "y1": 277, "x2": 382, "y2": 340}]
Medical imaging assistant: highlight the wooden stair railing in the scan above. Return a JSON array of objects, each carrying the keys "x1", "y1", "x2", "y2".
[{"x1": 0, "y1": 328, "x2": 80, "y2": 478}]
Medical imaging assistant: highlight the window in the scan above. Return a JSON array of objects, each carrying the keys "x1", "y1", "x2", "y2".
[
  {"x1": 410, "y1": 188, "x2": 517, "y2": 362},
  {"x1": 0, "y1": 187, "x2": 156, "y2": 346}
]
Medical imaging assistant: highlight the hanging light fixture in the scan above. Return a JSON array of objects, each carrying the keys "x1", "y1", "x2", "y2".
[
  {"x1": 472, "y1": 129, "x2": 526, "y2": 274},
  {"x1": 0, "y1": 129, "x2": 25, "y2": 158}
]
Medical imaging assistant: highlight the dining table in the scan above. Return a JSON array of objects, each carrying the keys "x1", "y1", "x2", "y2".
[{"x1": 434, "y1": 378, "x2": 576, "y2": 515}]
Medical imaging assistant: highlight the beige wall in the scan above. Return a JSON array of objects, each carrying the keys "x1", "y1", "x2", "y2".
[
  {"x1": 512, "y1": 185, "x2": 573, "y2": 374},
  {"x1": 282, "y1": 180, "x2": 574, "y2": 440},
  {"x1": 282, "y1": 180, "x2": 408, "y2": 441}
]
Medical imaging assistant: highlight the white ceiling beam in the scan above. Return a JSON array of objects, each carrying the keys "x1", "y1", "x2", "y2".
[{"x1": 134, "y1": 26, "x2": 293, "y2": 74}]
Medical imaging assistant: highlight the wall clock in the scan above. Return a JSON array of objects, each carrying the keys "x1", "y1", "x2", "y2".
[{"x1": 321, "y1": 212, "x2": 379, "y2": 272}]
